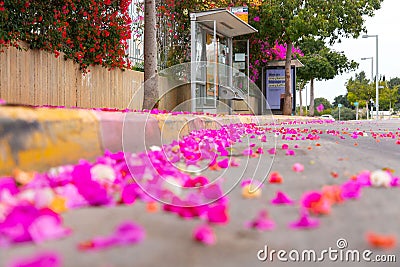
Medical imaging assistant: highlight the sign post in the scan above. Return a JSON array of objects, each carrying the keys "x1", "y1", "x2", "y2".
[
  {"x1": 338, "y1": 104, "x2": 342, "y2": 121},
  {"x1": 354, "y1": 102, "x2": 359, "y2": 120}
]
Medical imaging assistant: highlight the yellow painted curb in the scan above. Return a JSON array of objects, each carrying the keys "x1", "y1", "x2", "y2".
[{"x1": 0, "y1": 107, "x2": 102, "y2": 175}]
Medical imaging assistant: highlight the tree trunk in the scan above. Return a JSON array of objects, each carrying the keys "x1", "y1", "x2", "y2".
[
  {"x1": 309, "y1": 78, "x2": 315, "y2": 116},
  {"x1": 143, "y1": 0, "x2": 159, "y2": 110},
  {"x1": 283, "y1": 41, "x2": 293, "y2": 115},
  {"x1": 299, "y1": 87, "x2": 304, "y2": 116}
]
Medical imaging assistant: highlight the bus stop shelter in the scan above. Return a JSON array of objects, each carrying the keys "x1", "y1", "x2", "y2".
[{"x1": 190, "y1": 9, "x2": 257, "y2": 113}]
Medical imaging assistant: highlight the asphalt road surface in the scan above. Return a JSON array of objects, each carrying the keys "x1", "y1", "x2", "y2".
[{"x1": 1, "y1": 119, "x2": 399, "y2": 267}]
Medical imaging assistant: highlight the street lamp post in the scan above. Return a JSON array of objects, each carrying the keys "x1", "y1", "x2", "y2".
[
  {"x1": 361, "y1": 57, "x2": 373, "y2": 120},
  {"x1": 361, "y1": 57, "x2": 373, "y2": 81},
  {"x1": 362, "y1": 35, "x2": 379, "y2": 120}
]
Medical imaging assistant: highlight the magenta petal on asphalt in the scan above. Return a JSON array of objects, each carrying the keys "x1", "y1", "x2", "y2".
[
  {"x1": 391, "y1": 176, "x2": 400, "y2": 187},
  {"x1": 202, "y1": 184, "x2": 223, "y2": 200},
  {"x1": 28, "y1": 215, "x2": 71, "y2": 244},
  {"x1": 301, "y1": 191, "x2": 322, "y2": 209},
  {"x1": 0, "y1": 178, "x2": 19, "y2": 195},
  {"x1": 217, "y1": 158, "x2": 229, "y2": 169},
  {"x1": 285, "y1": 150, "x2": 295, "y2": 156},
  {"x1": 289, "y1": 211, "x2": 320, "y2": 230},
  {"x1": 206, "y1": 204, "x2": 229, "y2": 224},
  {"x1": 121, "y1": 183, "x2": 139, "y2": 205},
  {"x1": 0, "y1": 205, "x2": 39, "y2": 243},
  {"x1": 341, "y1": 180, "x2": 362, "y2": 199},
  {"x1": 271, "y1": 191, "x2": 294, "y2": 205},
  {"x1": 281, "y1": 144, "x2": 289, "y2": 150},
  {"x1": 245, "y1": 210, "x2": 275, "y2": 231},
  {"x1": 113, "y1": 221, "x2": 146, "y2": 245},
  {"x1": 193, "y1": 224, "x2": 216, "y2": 245},
  {"x1": 7, "y1": 251, "x2": 62, "y2": 267},
  {"x1": 355, "y1": 170, "x2": 371, "y2": 187},
  {"x1": 261, "y1": 135, "x2": 267, "y2": 142},
  {"x1": 79, "y1": 221, "x2": 145, "y2": 250},
  {"x1": 242, "y1": 148, "x2": 253, "y2": 156},
  {"x1": 267, "y1": 148, "x2": 276, "y2": 155},
  {"x1": 292, "y1": 163, "x2": 304, "y2": 173}
]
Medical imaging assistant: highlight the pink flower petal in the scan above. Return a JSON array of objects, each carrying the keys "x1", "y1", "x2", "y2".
[
  {"x1": 206, "y1": 204, "x2": 229, "y2": 224},
  {"x1": 242, "y1": 148, "x2": 253, "y2": 156},
  {"x1": 391, "y1": 176, "x2": 400, "y2": 187},
  {"x1": 217, "y1": 158, "x2": 229, "y2": 169},
  {"x1": 301, "y1": 191, "x2": 322, "y2": 209},
  {"x1": 79, "y1": 221, "x2": 145, "y2": 250},
  {"x1": 355, "y1": 170, "x2": 371, "y2": 187},
  {"x1": 289, "y1": 211, "x2": 320, "y2": 229},
  {"x1": 341, "y1": 180, "x2": 362, "y2": 199},
  {"x1": 202, "y1": 184, "x2": 223, "y2": 200},
  {"x1": 7, "y1": 251, "x2": 62, "y2": 267},
  {"x1": 285, "y1": 150, "x2": 295, "y2": 156},
  {"x1": 292, "y1": 163, "x2": 304, "y2": 172},
  {"x1": 245, "y1": 210, "x2": 275, "y2": 231},
  {"x1": 281, "y1": 144, "x2": 289, "y2": 150},
  {"x1": 270, "y1": 191, "x2": 294, "y2": 205},
  {"x1": 193, "y1": 224, "x2": 216, "y2": 245},
  {"x1": 28, "y1": 215, "x2": 71, "y2": 244},
  {"x1": 267, "y1": 148, "x2": 276, "y2": 155}
]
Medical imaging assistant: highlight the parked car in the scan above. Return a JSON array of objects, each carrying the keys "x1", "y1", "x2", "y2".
[{"x1": 320, "y1": 114, "x2": 335, "y2": 121}]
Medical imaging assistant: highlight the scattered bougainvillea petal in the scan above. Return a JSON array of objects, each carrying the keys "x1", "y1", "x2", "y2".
[
  {"x1": 289, "y1": 211, "x2": 320, "y2": 230},
  {"x1": 267, "y1": 148, "x2": 276, "y2": 155},
  {"x1": 193, "y1": 224, "x2": 216, "y2": 245},
  {"x1": 7, "y1": 251, "x2": 62, "y2": 267},
  {"x1": 269, "y1": 172, "x2": 283, "y2": 184},
  {"x1": 78, "y1": 221, "x2": 145, "y2": 250},
  {"x1": 206, "y1": 204, "x2": 229, "y2": 224},
  {"x1": 245, "y1": 210, "x2": 275, "y2": 231},
  {"x1": 340, "y1": 180, "x2": 362, "y2": 199},
  {"x1": 270, "y1": 191, "x2": 294, "y2": 205},
  {"x1": 28, "y1": 214, "x2": 71, "y2": 244},
  {"x1": 292, "y1": 163, "x2": 304, "y2": 173},
  {"x1": 366, "y1": 232, "x2": 397, "y2": 249}
]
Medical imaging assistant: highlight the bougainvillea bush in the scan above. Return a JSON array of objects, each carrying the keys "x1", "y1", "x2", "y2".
[{"x1": 0, "y1": 0, "x2": 133, "y2": 72}]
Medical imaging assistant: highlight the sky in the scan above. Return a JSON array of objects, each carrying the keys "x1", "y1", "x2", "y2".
[{"x1": 297, "y1": 0, "x2": 400, "y2": 105}]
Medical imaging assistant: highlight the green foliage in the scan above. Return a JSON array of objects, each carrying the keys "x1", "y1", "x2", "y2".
[
  {"x1": 346, "y1": 71, "x2": 375, "y2": 108},
  {"x1": 333, "y1": 94, "x2": 351, "y2": 108},
  {"x1": 297, "y1": 37, "x2": 358, "y2": 82},
  {"x1": 332, "y1": 107, "x2": 356, "y2": 121},
  {"x1": 346, "y1": 72, "x2": 400, "y2": 110},
  {"x1": 380, "y1": 86, "x2": 399, "y2": 110},
  {"x1": 257, "y1": 0, "x2": 383, "y2": 46}
]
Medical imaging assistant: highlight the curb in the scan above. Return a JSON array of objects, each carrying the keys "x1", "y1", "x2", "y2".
[
  {"x1": 0, "y1": 106, "x2": 313, "y2": 175},
  {"x1": 0, "y1": 106, "x2": 102, "y2": 176}
]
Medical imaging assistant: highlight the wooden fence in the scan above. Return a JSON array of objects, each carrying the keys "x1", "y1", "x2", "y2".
[{"x1": 0, "y1": 45, "x2": 144, "y2": 110}]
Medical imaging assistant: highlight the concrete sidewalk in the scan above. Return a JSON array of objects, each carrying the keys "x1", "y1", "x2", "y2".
[{"x1": 0, "y1": 106, "x2": 312, "y2": 175}]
